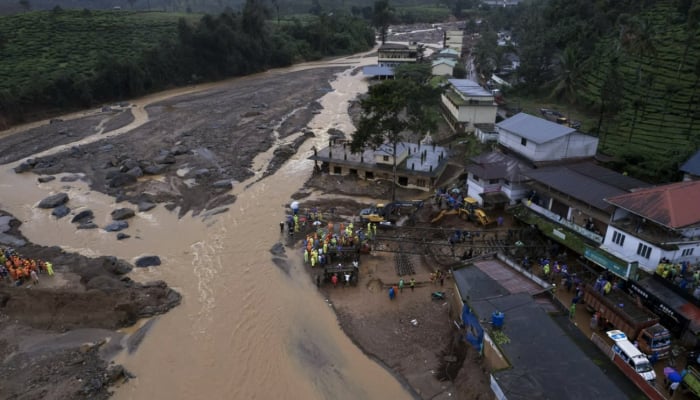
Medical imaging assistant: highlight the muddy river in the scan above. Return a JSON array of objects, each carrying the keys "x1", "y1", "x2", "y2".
[{"x1": 0, "y1": 53, "x2": 414, "y2": 399}]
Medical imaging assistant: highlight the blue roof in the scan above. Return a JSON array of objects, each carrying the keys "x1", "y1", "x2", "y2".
[
  {"x1": 496, "y1": 112, "x2": 575, "y2": 144},
  {"x1": 362, "y1": 65, "x2": 394, "y2": 77},
  {"x1": 447, "y1": 78, "x2": 492, "y2": 97},
  {"x1": 681, "y1": 149, "x2": 700, "y2": 175}
]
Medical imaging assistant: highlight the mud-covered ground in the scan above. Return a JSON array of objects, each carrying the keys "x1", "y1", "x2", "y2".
[
  {"x1": 0, "y1": 40, "x2": 493, "y2": 399},
  {"x1": 5, "y1": 67, "x2": 342, "y2": 217},
  {"x1": 0, "y1": 212, "x2": 180, "y2": 400}
]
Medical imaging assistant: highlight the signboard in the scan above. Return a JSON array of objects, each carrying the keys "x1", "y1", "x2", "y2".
[
  {"x1": 552, "y1": 229, "x2": 566, "y2": 241},
  {"x1": 584, "y1": 246, "x2": 637, "y2": 280},
  {"x1": 627, "y1": 280, "x2": 689, "y2": 336}
]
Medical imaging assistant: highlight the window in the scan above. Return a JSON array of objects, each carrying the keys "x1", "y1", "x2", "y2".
[
  {"x1": 333, "y1": 166, "x2": 342, "y2": 174},
  {"x1": 521, "y1": 137, "x2": 527, "y2": 146},
  {"x1": 398, "y1": 176, "x2": 408, "y2": 186},
  {"x1": 349, "y1": 169, "x2": 358, "y2": 176},
  {"x1": 504, "y1": 179, "x2": 511, "y2": 186},
  {"x1": 416, "y1": 179, "x2": 426, "y2": 187},
  {"x1": 489, "y1": 179, "x2": 498, "y2": 184},
  {"x1": 365, "y1": 171, "x2": 374, "y2": 179},
  {"x1": 472, "y1": 174, "x2": 480, "y2": 182},
  {"x1": 612, "y1": 231, "x2": 626, "y2": 246},
  {"x1": 682, "y1": 248, "x2": 695, "y2": 257},
  {"x1": 637, "y1": 243, "x2": 652, "y2": 259},
  {"x1": 383, "y1": 155, "x2": 389, "y2": 162}
]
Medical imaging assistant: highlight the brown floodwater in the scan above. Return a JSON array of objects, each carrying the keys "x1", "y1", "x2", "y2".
[{"x1": 0, "y1": 52, "x2": 414, "y2": 399}]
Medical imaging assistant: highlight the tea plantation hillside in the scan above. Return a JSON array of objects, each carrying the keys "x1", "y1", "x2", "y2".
[
  {"x1": 577, "y1": 0, "x2": 700, "y2": 181},
  {"x1": 0, "y1": 10, "x2": 195, "y2": 94}
]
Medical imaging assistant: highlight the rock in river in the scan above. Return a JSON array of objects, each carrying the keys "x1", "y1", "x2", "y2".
[
  {"x1": 37, "y1": 192, "x2": 69, "y2": 208},
  {"x1": 72, "y1": 210, "x2": 94, "y2": 224},
  {"x1": 52, "y1": 205, "x2": 70, "y2": 219},
  {"x1": 135, "y1": 255, "x2": 161, "y2": 268},
  {"x1": 111, "y1": 208, "x2": 135, "y2": 221},
  {"x1": 104, "y1": 221, "x2": 129, "y2": 232}
]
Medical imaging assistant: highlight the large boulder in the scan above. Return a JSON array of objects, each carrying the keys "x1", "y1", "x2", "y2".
[
  {"x1": 52, "y1": 205, "x2": 71, "y2": 219},
  {"x1": 135, "y1": 255, "x2": 161, "y2": 268},
  {"x1": 37, "y1": 192, "x2": 69, "y2": 208},
  {"x1": 100, "y1": 256, "x2": 133, "y2": 275},
  {"x1": 111, "y1": 208, "x2": 135, "y2": 221},
  {"x1": 143, "y1": 164, "x2": 167, "y2": 175},
  {"x1": 117, "y1": 233, "x2": 131, "y2": 240},
  {"x1": 211, "y1": 180, "x2": 233, "y2": 189},
  {"x1": 153, "y1": 152, "x2": 175, "y2": 165},
  {"x1": 71, "y1": 209, "x2": 94, "y2": 224},
  {"x1": 104, "y1": 221, "x2": 129, "y2": 232},
  {"x1": 137, "y1": 202, "x2": 156, "y2": 212},
  {"x1": 108, "y1": 173, "x2": 137, "y2": 188},
  {"x1": 126, "y1": 167, "x2": 143, "y2": 178},
  {"x1": 37, "y1": 176, "x2": 56, "y2": 183}
]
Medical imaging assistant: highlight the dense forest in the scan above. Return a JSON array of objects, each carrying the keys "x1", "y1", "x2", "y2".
[
  {"x1": 480, "y1": 0, "x2": 700, "y2": 182},
  {"x1": 0, "y1": 4, "x2": 374, "y2": 128}
]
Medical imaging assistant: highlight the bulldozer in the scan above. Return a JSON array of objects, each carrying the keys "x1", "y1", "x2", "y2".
[
  {"x1": 359, "y1": 200, "x2": 424, "y2": 225},
  {"x1": 459, "y1": 197, "x2": 494, "y2": 226},
  {"x1": 430, "y1": 197, "x2": 494, "y2": 226}
]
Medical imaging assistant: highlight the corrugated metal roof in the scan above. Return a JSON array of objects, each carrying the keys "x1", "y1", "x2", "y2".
[
  {"x1": 605, "y1": 180, "x2": 700, "y2": 229},
  {"x1": 468, "y1": 151, "x2": 531, "y2": 181},
  {"x1": 447, "y1": 78, "x2": 492, "y2": 97},
  {"x1": 496, "y1": 112, "x2": 575, "y2": 144},
  {"x1": 432, "y1": 58, "x2": 457, "y2": 67},
  {"x1": 565, "y1": 162, "x2": 650, "y2": 191},
  {"x1": 439, "y1": 48, "x2": 459, "y2": 56},
  {"x1": 681, "y1": 149, "x2": 700, "y2": 175},
  {"x1": 524, "y1": 162, "x2": 640, "y2": 212},
  {"x1": 362, "y1": 65, "x2": 394, "y2": 77}
]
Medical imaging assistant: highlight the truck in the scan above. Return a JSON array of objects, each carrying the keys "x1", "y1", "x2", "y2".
[{"x1": 584, "y1": 284, "x2": 671, "y2": 358}]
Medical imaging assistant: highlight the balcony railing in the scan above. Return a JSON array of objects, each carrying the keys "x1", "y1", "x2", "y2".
[{"x1": 521, "y1": 199, "x2": 603, "y2": 243}]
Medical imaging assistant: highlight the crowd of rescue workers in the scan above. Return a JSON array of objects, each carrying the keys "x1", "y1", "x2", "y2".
[{"x1": 0, "y1": 247, "x2": 54, "y2": 286}]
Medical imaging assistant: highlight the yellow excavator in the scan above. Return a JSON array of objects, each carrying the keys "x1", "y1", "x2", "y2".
[{"x1": 431, "y1": 197, "x2": 493, "y2": 226}]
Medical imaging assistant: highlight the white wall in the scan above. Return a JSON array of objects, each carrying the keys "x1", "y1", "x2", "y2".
[
  {"x1": 498, "y1": 129, "x2": 598, "y2": 162},
  {"x1": 432, "y1": 63, "x2": 453, "y2": 76}
]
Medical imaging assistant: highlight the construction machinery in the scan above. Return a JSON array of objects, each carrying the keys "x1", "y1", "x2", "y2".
[
  {"x1": 359, "y1": 200, "x2": 424, "y2": 225},
  {"x1": 459, "y1": 197, "x2": 494, "y2": 226},
  {"x1": 431, "y1": 197, "x2": 494, "y2": 226}
]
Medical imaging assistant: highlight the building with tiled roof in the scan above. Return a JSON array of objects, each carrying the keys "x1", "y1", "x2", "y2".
[{"x1": 603, "y1": 180, "x2": 700, "y2": 272}]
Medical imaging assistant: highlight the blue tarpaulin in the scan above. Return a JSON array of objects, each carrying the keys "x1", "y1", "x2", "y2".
[{"x1": 461, "y1": 304, "x2": 484, "y2": 351}]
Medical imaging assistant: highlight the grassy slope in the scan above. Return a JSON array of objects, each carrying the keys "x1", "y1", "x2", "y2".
[
  {"x1": 0, "y1": 10, "x2": 199, "y2": 92},
  {"x1": 576, "y1": 0, "x2": 700, "y2": 178}
]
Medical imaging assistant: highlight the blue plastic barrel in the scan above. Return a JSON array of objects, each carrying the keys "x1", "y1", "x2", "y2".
[{"x1": 492, "y1": 311, "x2": 505, "y2": 329}]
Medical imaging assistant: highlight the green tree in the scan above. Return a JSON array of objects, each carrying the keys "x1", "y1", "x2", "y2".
[
  {"x1": 372, "y1": 0, "x2": 393, "y2": 44},
  {"x1": 350, "y1": 78, "x2": 439, "y2": 201},
  {"x1": 548, "y1": 46, "x2": 581, "y2": 104},
  {"x1": 453, "y1": 63, "x2": 467, "y2": 79}
]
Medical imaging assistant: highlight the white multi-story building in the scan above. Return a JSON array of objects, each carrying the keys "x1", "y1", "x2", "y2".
[
  {"x1": 441, "y1": 79, "x2": 497, "y2": 134},
  {"x1": 603, "y1": 181, "x2": 700, "y2": 272}
]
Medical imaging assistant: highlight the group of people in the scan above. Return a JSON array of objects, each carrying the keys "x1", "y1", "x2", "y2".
[
  {"x1": 389, "y1": 277, "x2": 417, "y2": 299},
  {"x1": 0, "y1": 247, "x2": 54, "y2": 286},
  {"x1": 655, "y1": 259, "x2": 700, "y2": 299}
]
